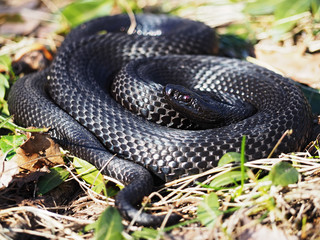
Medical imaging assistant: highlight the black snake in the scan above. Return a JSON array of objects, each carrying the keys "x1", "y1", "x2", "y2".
[{"x1": 8, "y1": 14, "x2": 314, "y2": 227}]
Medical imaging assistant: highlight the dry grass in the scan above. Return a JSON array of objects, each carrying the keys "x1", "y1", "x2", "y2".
[{"x1": 1, "y1": 141, "x2": 320, "y2": 239}]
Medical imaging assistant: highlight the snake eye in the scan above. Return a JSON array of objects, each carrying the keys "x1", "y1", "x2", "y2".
[{"x1": 182, "y1": 95, "x2": 191, "y2": 102}]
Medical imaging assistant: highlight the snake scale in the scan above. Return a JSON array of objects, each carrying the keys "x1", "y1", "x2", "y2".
[{"x1": 8, "y1": 14, "x2": 314, "y2": 226}]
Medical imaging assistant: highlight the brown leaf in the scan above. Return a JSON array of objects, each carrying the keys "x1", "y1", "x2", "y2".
[
  {"x1": 237, "y1": 217, "x2": 298, "y2": 240},
  {"x1": 255, "y1": 40, "x2": 320, "y2": 89},
  {"x1": 0, "y1": 0, "x2": 40, "y2": 36},
  {"x1": 238, "y1": 225, "x2": 297, "y2": 240},
  {"x1": 0, "y1": 153, "x2": 19, "y2": 189},
  {"x1": 13, "y1": 132, "x2": 64, "y2": 172},
  {"x1": 14, "y1": 167, "x2": 49, "y2": 187},
  {"x1": 13, "y1": 43, "x2": 53, "y2": 74}
]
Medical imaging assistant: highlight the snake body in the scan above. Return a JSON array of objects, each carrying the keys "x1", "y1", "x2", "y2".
[{"x1": 8, "y1": 14, "x2": 314, "y2": 226}]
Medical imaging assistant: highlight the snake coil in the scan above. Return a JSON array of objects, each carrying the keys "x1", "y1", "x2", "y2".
[{"x1": 8, "y1": 14, "x2": 313, "y2": 227}]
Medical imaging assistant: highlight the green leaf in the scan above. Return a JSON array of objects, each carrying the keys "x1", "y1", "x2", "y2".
[
  {"x1": 271, "y1": 20, "x2": 298, "y2": 40},
  {"x1": 0, "y1": 55, "x2": 12, "y2": 72},
  {"x1": 61, "y1": 0, "x2": 114, "y2": 28},
  {"x1": 269, "y1": 162, "x2": 299, "y2": 186},
  {"x1": 243, "y1": 0, "x2": 280, "y2": 15},
  {"x1": 218, "y1": 152, "x2": 242, "y2": 167},
  {"x1": 37, "y1": 167, "x2": 70, "y2": 194},
  {"x1": 271, "y1": 0, "x2": 311, "y2": 39},
  {"x1": 0, "y1": 55, "x2": 15, "y2": 80},
  {"x1": 0, "y1": 115, "x2": 49, "y2": 132},
  {"x1": 84, "y1": 221, "x2": 97, "y2": 232},
  {"x1": 73, "y1": 157, "x2": 107, "y2": 195},
  {"x1": 0, "y1": 134, "x2": 26, "y2": 159},
  {"x1": 0, "y1": 74, "x2": 9, "y2": 88},
  {"x1": 244, "y1": 0, "x2": 314, "y2": 40},
  {"x1": 132, "y1": 228, "x2": 162, "y2": 240},
  {"x1": 210, "y1": 171, "x2": 249, "y2": 189},
  {"x1": 197, "y1": 192, "x2": 222, "y2": 228},
  {"x1": 311, "y1": 0, "x2": 320, "y2": 20},
  {"x1": 240, "y1": 135, "x2": 247, "y2": 191},
  {"x1": 0, "y1": 74, "x2": 9, "y2": 100},
  {"x1": 0, "y1": 55, "x2": 13, "y2": 115},
  {"x1": 274, "y1": 0, "x2": 310, "y2": 20},
  {"x1": 94, "y1": 207, "x2": 124, "y2": 240},
  {"x1": 259, "y1": 174, "x2": 272, "y2": 183},
  {"x1": 0, "y1": 100, "x2": 9, "y2": 116},
  {"x1": 0, "y1": 116, "x2": 13, "y2": 130}
]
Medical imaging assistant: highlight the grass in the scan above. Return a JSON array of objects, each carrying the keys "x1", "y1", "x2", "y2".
[
  {"x1": 1, "y1": 149, "x2": 320, "y2": 239},
  {"x1": 0, "y1": 0, "x2": 320, "y2": 239}
]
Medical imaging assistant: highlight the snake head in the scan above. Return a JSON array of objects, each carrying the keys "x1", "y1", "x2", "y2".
[
  {"x1": 164, "y1": 84, "x2": 219, "y2": 128},
  {"x1": 164, "y1": 84, "x2": 194, "y2": 106},
  {"x1": 164, "y1": 84, "x2": 256, "y2": 128}
]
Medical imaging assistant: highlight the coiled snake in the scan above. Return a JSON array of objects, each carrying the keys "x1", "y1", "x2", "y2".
[{"x1": 8, "y1": 14, "x2": 314, "y2": 227}]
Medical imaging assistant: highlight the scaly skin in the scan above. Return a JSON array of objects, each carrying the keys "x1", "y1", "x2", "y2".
[{"x1": 8, "y1": 14, "x2": 313, "y2": 227}]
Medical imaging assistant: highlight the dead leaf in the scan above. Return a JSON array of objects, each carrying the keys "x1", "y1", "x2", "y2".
[
  {"x1": 13, "y1": 131, "x2": 64, "y2": 172},
  {"x1": 255, "y1": 40, "x2": 320, "y2": 89},
  {"x1": 0, "y1": 152, "x2": 19, "y2": 189},
  {"x1": 13, "y1": 43, "x2": 53, "y2": 74},
  {"x1": 237, "y1": 217, "x2": 298, "y2": 240},
  {"x1": 20, "y1": 180, "x2": 80, "y2": 207},
  {"x1": 0, "y1": 0, "x2": 59, "y2": 37},
  {"x1": 238, "y1": 225, "x2": 298, "y2": 240},
  {"x1": 0, "y1": 131, "x2": 64, "y2": 189},
  {"x1": 14, "y1": 168, "x2": 49, "y2": 187},
  {"x1": 0, "y1": 0, "x2": 40, "y2": 36}
]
